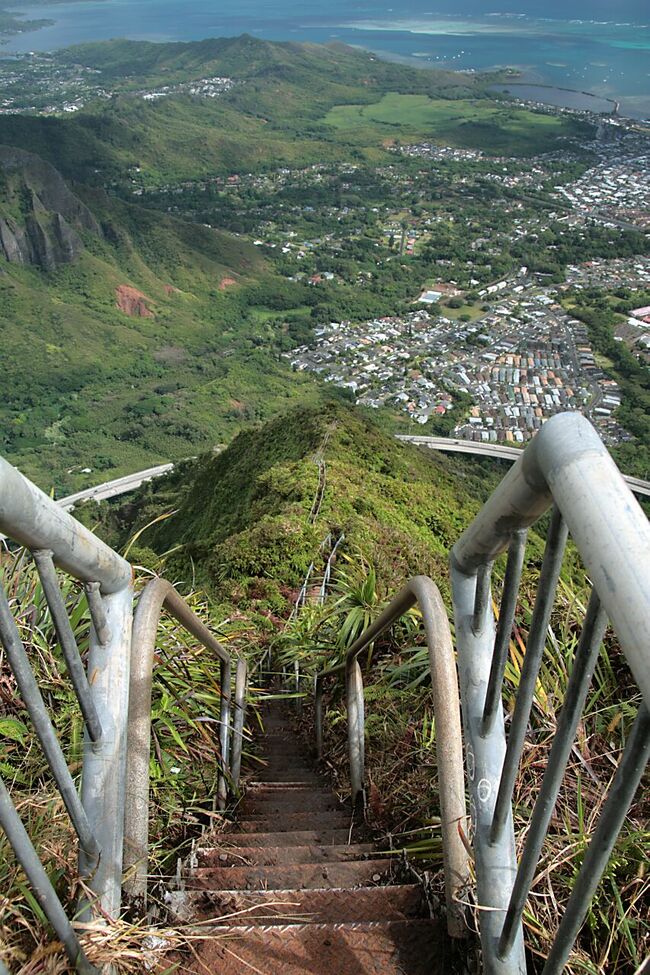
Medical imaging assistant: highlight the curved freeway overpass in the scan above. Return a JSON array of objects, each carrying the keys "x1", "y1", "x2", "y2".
[
  {"x1": 57, "y1": 463, "x2": 174, "y2": 511},
  {"x1": 396, "y1": 435, "x2": 650, "y2": 498},
  {"x1": 55, "y1": 437, "x2": 649, "y2": 511}
]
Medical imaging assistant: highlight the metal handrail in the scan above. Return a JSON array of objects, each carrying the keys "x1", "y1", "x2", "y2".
[
  {"x1": 314, "y1": 575, "x2": 468, "y2": 938},
  {"x1": 450, "y1": 412, "x2": 650, "y2": 975},
  {"x1": 0, "y1": 459, "x2": 247, "y2": 967},
  {"x1": 0, "y1": 455, "x2": 134, "y2": 972},
  {"x1": 123, "y1": 577, "x2": 247, "y2": 903}
]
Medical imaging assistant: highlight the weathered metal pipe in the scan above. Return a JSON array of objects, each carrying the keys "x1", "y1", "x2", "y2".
[
  {"x1": 123, "y1": 578, "x2": 239, "y2": 902},
  {"x1": 452, "y1": 412, "x2": 650, "y2": 710},
  {"x1": 231, "y1": 656, "x2": 248, "y2": 792},
  {"x1": 0, "y1": 778, "x2": 96, "y2": 975},
  {"x1": 0, "y1": 456, "x2": 131, "y2": 594},
  {"x1": 33, "y1": 550, "x2": 103, "y2": 743},
  {"x1": 315, "y1": 575, "x2": 468, "y2": 938},
  {"x1": 451, "y1": 411, "x2": 650, "y2": 974},
  {"x1": 79, "y1": 583, "x2": 133, "y2": 917}
]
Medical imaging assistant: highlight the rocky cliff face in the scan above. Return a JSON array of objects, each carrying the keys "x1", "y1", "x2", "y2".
[{"x1": 0, "y1": 145, "x2": 100, "y2": 270}]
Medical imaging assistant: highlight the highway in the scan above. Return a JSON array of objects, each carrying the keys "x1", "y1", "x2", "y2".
[
  {"x1": 54, "y1": 434, "x2": 649, "y2": 517},
  {"x1": 396, "y1": 435, "x2": 650, "y2": 498},
  {"x1": 57, "y1": 463, "x2": 174, "y2": 511}
]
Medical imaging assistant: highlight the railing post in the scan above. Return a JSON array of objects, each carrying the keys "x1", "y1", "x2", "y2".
[
  {"x1": 315, "y1": 676, "x2": 325, "y2": 759},
  {"x1": 125, "y1": 578, "x2": 238, "y2": 900},
  {"x1": 79, "y1": 583, "x2": 133, "y2": 918},
  {"x1": 231, "y1": 657, "x2": 247, "y2": 792},
  {"x1": 451, "y1": 562, "x2": 526, "y2": 975},
  {"x1": 346, "y1": 658, "x2": 365, "y2": 803},
  {"x1": 217, "y1": 658, "x2": 231, "y2": 810}
]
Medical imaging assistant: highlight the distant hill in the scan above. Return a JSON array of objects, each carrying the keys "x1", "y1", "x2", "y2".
[{"x1": 0, "y1": 36, "x2": 543, "y2": 187}]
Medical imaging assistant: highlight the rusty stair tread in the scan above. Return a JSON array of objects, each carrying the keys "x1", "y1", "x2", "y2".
[
  {"x1": 234, "y1": 811, "x2": 352, "y2": 831},
  {"x1": 175, "y1": 884, "x2": 426, "y2": 925},
  {"x1": 168, "y1": 700, "x2": 454, "y2": 974},
  {"x1": 197, "y1": 843, "x2": 377, "y2": 866},
  {"x1": 187, "y1": 859, "x2": 394, "y2": 891},
  {"x1": 246, "y1": 775, "x2": 332, "y2": 796},
  {"x1": 243, "y1": 796, "x2": 344, "y2": 814},
  {"x1": 173, "y1": 919, "x2": 451, "y2": 974},
  {"x1": 256, "y1": 772, "x2": 322, "y2": 783},
  {"x1": 216, "y1": 829, "x2": 358, "y2": 847}
]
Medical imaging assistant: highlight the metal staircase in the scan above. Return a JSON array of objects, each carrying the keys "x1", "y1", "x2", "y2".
[
  {"x1": 167, "y1": 698, "x2": 453, "y2": 974},
  {"x1": 0, "y1": 411, "x2": 648, "y2": 974}
]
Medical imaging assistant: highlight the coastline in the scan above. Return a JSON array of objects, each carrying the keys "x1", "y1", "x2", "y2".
[{"x1": 0, "y1": 4, "x2": 647, "y2": 118}]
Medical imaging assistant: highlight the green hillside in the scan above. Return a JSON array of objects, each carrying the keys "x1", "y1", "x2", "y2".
[
  {"x1": 95, "y1": 401, "x2": 500, "y2": 612},
  {"x1": 0, "y1": 152, "x2": 329, "y2": 492},
  {"x1": 0, "y1": 36, "x2": 591, "y2": 188},
  {"x1": 0, "y1": 36, "x2": 599, "y2": 493}
]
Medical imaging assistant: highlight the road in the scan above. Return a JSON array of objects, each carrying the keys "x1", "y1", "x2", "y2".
[
  {"x1": 396, "y1": 435, "x2": 650, "y2": 498},
  {"x1": 57, "y1": 463, "x2": 174, "y2": 511},
  {"x1": 52, "y1": 431, "x2": 650, "y2": 514}
]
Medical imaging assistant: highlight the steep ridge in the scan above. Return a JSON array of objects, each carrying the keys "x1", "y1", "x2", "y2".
[
  {"x1": 0, "y1": 145, "x2": 100, "y2": 268},
  {"x1": 167, "y1": 698, "x2": 452, "y2": 974}
]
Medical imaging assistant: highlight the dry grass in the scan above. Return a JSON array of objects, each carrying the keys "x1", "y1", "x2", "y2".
[
  {"x1": 282, "y1": 559, "x2": 649, "y2": 974},
  {"x1": 0, "y1": 545, "x2": 252, "y2": 972}
]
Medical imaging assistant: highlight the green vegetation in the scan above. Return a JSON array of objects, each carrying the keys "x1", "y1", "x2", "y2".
[
  {"x1": 324, "y1": 93, "x2": 591, "y2": 156},
  {"x1": 15, "y1": 400, "x2": 642, "y2": 974},
  {"x1": 0, "y1": 37, "x2": 486, "y2": 186},
  {"x1": 0, "y1": 177, "x2": 336, "y2": 493},
  {"x1": 564, "y1": 289, "x2": 650, "y2": 479},
  {"x1": 0, "y1": 9, "x2": 52, "y2": 39},
  {"x1": 95, "y1": 402, "x2": 490, "y2": 603},
  {"x1": 0, "y1": 35, "x2": 616, "y2": 491}
]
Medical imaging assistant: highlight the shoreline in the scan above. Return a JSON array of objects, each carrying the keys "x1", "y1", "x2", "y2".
[{"x1": 0, "y1": 12, "x2": 645, "y2": 119}]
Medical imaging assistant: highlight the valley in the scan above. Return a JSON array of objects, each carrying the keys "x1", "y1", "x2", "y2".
[{"x1": 0, "y1": 35, "x2": 648, "y2": 495}]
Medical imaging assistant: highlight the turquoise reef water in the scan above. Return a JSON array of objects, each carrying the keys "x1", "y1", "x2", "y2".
[{"x1": 3, "y1": 1, "x2": 650, "y2": 117}]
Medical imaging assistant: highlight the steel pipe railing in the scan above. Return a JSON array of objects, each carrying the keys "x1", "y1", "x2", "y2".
[
  {"x1": 0, "y1": 779, "x2": 96, "y2": 975},
  {"x1": 314, "y1": 575, "x2": 468, "y2": 938},
  {"x1": 0, "y1": 455, "x2": 133, "y2": 934},
  {"x1": 123, "y1": 578, "x2": 246, "y2": 903},
  {"x1": 450, "y1": 412, "x2": 650, "y2": 975}
]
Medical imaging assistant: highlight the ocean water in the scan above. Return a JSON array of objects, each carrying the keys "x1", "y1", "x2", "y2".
[{"x1": 3, "y1": 0, "x2": 650, "y2": 117}]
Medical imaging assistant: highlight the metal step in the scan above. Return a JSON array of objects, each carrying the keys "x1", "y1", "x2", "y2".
[
  {"x1": 178, "y1": 884, "x2": 426, "y2": 925},
  {"x1": 246, "y1": 782, "x2": 330, "y2": 793},
  {"x1": 234, "y1": 811, "x2": 352, "y2": 832},
  {"x1": 187, "y1": 859, "x2": 394, "y2": 891},
  {"x1": 197, "y1": 843, "x2": 376, "y2": 867},
  {"x1": 255, "y1": 769, "x2": 321, "y2": 783},
  {"x1": 172, "y1": 918, "x2": 451, "y2": 974},
  {"x1": 243, "y1": 794, "x2": 344, "y2": 814},
  {"x1": 215, "y1": 829, "x2": 356, "y2": 847}
]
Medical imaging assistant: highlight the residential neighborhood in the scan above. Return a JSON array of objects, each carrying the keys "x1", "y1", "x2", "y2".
[{"x1": 286, "y1": 265, "x2": 647, "y2": 446}]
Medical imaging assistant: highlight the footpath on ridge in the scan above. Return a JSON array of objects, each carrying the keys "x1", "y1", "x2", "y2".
[{"x1": 166, "y1": 698, "x2": 454, "y2": 974}]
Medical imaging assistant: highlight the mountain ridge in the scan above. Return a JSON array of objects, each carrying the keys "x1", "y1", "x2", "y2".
[{"x1": 0, "y1": 144, "x2": 100, "y2": 268}]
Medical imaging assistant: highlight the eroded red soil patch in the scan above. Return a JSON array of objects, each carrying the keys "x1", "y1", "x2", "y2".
[{"x1": 116, "y1": 284, "x2": 154, "y2": 317}]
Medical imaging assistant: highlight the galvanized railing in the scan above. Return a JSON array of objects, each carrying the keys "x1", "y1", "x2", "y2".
[
  {"x1": 123, "y1": 577, "x2": 247, "y2": 902},
  {"x1": 314, "y1": 575, "x2": 469, "y2": 937},
  {"x1": 450, "y1": 412, "x2": 650, "y2": 974},
  {"x1": 0, "y1": 456, "x2": 245, "y2": 970},
  {"x1": 0, "y1": 456, "x2": 133, "y2": 973}
]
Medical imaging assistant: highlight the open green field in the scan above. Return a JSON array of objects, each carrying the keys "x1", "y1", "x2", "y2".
[
  {"x1": 324, "y1": 92, "x2": 590, "y2": 156},
  {"x1": 439, "y1": 301, "x2": 485, "y2": 322}
]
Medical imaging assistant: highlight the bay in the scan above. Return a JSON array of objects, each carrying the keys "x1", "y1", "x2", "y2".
[{"x1": 2, "y1": 0, "x2": 649, "y2": 118}]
